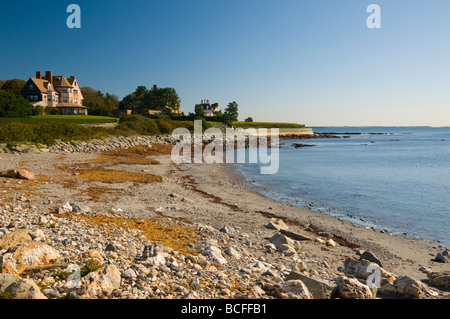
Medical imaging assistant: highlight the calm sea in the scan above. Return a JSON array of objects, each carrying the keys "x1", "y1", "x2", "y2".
[{"x1": 231, "y1": 127, "x2": 450, "y2": 246}]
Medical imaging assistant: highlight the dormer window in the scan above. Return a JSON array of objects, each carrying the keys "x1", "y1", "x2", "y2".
[{"x1": 29, "y1": 84, "x2": 34, "y2": 90}]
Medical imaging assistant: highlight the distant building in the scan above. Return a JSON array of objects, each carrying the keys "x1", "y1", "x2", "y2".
[
  {"x1": 199, "y1": 99, "x2": 218, "y2": 117},
  {"x1": 21, "y1": 71, "x2": 88, "y2": 115}
]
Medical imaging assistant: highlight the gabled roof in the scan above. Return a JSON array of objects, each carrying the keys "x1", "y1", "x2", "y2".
[
  {"x1": 29, "y1": 78, "x2": 50, "y2": 93},
  {"x1": 53, "y1": 75, "x2": 73, "y2": 88}
]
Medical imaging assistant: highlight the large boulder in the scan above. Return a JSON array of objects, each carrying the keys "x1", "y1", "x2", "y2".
[
  {"x1": 273, "y1": 280, "x2": 313, "y2": 299},
  {"x1": 80, "y1": 264, "x2": 121, "y2": 297},
  {"x1": 0, "y1": 274, "x2": 18, "y2": 292},
  {"x1": 0, "y1": 169, "x2": 34, "y2": 180},
  {"x1": 379, "y1": 275, "x2": 425, "y2": 298},
  {"x1": 390, "y1": 276, "x2": 424, "y2": 298},
  {"x1": 199, "y1": 246, "x2": 227, "y2": 265},
  {"x1": 16, "y1": 169, "x2": 35, "y2": 180},
  {"x1": 4, "y1": 278, "x2": 47, "y2": 299},
  {"x1": 0, "y1": 243, "x2": 62, "y2": 275},
  {"x1": 359, "y1": 250, "x2": 383, "y2": 268},
  {"x1": 269, "y1": 233, "x2": 296, "y2": 249},
  {"x1": 0, "y1": 229, "x2": 32, "y2": 251},
  {"x1": 427, "y1": 271, "x2": 450, "y2": 289},
  {"x1": 335, "y1": 276, "x2": 375, "y2": 299},
  {"x1": 286, "y1": 271, "x2": 337, "y2": 299},
  {"x1": 0, "y1": 170, "x2": 18, "y2": 179},
  {"x1": 435, "y1": 250, "x2": 449, "y2": 263},
  {"x1": 265, "y1": 218, "x2": 289, "y2": 231},
  {"x1": 343, "y1": 257, "x2": 396, "y2": 288}
]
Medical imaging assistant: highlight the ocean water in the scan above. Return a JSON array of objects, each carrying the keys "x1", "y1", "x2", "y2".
[{"x1": 230, "y1": 127, "x2": 450, "y2": 246}]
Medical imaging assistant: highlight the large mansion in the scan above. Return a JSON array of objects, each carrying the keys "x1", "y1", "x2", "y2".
[
  {"x1": 21, "y1": 71, "x2": 88, "y2": 115},
  {"x1": 200, "y1": 99, "x2": 218, "y2": 117}
]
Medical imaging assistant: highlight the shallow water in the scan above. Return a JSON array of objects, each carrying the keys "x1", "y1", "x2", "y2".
[{"x1": 231, "y1": 127, "x2": 450, "y2": 246}]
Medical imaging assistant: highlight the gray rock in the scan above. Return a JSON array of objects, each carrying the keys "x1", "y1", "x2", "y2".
[
  {"x1": 265, "y1": 218, "x2": 289, "y2": 231},
  {"x1": 391, "y1": 276, "x2": 424, "y2": 298},
  {"x1": 360, "y1": 250, "x2": 383, "y2": 268},
  {"x1": 105, "y1": 242, "x2": 118, "y2": 252},
  {"x1": 0, "y1": 229, "x2": 32, "y2": 251},
  {"x1": 0, "y1": 274, "x2": 18, "y2": 292},
  {"x1": 220, "y1": 226, "x2": 233, "y2": 234},
  {"x1": 142, "y1": 243, "x2": 173, "y2": 259},
  {"x1": 427, "y1": 271, "x2": 450, "y2": 289},
  {"x1": 190, "y1": 278, "x2": 202, "y2": 290},
  {"x1": 286, "y1": 271, "x2": 337, "y2": 299},
  {"x1": 269, "y1": 233, "x2": 295, "y2": 249},
  {"x1": 5, "y1": 278, "x2": 47, "y2": 299},
  {"x1": 435, "y1": 250, "x2": 449, "y2": 263},
  {"x1": 70, "y1": 203, "x2": 91, "y2": 214},
  {"x1": 273, "y1": 280, "x2": 313, "y2": 299},
  {"x1": 200, "y1": 246, "x2": 227, "y2": 265},
  {"x1": 335, "y1": 276, "x2": 375, "y2": 299}
]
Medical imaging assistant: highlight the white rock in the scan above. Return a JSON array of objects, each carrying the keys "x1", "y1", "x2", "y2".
[
  {"x1": 200, "y1": 246, "x2": 227, "y2": 265},
  {"x1": 61, "y1": 202, "x2": 73, "y2": 213},
  {"x1": 224, "y1": 247, "x2": 241, "y2": 259}
]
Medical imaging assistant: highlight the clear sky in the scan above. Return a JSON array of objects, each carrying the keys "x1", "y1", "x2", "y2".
[{"x1": 1, "y1": 0, "x2": 449, "y2": 126}]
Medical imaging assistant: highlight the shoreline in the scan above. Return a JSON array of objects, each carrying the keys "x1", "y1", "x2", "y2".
[{"x1": 0, "y1": 142, "x2": 448, "y2": 299}]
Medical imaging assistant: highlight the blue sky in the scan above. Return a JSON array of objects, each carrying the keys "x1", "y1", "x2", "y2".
[{"x1": 1, "y1": 0, "x2": 450, "y2": 126}]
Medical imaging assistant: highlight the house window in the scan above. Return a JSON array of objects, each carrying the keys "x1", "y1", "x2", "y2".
[
  {"x1": 70, "y1": 98, "x2": 73, "y2": 103},
  {"x1": 62, "y1": 87, "x2": 67, "y2": 93},
  {"x1": 48, "y1": 96, "x2": 52, "y2": 101},
  {"x1": 75, "y1": 99, "x2": 78, "y2": 104},
  {"x1": 74, "y1": 90, "x2": 78, "y2": 94},
  {"x1": 29, "y1": 84, "x2": 34, "y2": 90},
  {"x1": 63, "y1": 97, "x2": 68, "y2": 103}
]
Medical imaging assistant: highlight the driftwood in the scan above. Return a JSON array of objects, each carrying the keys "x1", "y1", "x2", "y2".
[
  {"x1": 22, "y1": 263, "x2": 69, "y2": 273},
  {"x1": 280, "y1": 229, "x2": 312, "y2": 241}
]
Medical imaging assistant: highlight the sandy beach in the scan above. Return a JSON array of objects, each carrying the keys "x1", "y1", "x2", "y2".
[{"x1": 0, "y1": 139, "x2": 448, "y2": 299}]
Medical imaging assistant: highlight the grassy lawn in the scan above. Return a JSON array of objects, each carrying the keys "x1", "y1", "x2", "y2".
[
  {"x1": 231, "y1": 122, "x2": 306, "y2": 129},
  {"x1": 0, "y1": 115, "x2": 118, "y2": 125}
]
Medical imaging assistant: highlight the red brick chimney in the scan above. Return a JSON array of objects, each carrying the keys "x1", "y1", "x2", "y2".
[
  {"x1": 36, "y1": 71, "x2": 42, "y2": 79},
  {"x1": 45, "y1": 71, "x2": 53, "y2": 84},
  {"x1": 70, "y1": 76, "x2": 76, "y2": 80}
]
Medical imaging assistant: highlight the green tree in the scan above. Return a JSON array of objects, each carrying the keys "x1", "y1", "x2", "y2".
[
  {"x1": 81, "y1": 87, "x2": 118, "y2": 116},
  {"x1": 0, "y1": 80, "x2": 4, "y2": 90},
  {"x1": 244, "y1": 117, "x2": 253, "y2": 122},
  {"x1": 119, "y1": 86, "x2": 181, "y2": 114},
  {"x1": 221, "y1": 101, "x2": 239, "y2": 125},
  {"x1": 194, "y1": 104, "x2": 205, "y2": 118},
  {"x1": 119, "y1": 86, "x2": 148, "y2": 111},
  {"x1": 0, "y1": 91, "x2": 33, "y2": 118},
  {"x1": 1, "y1": 79, "x2": 26, "y2": 95}
]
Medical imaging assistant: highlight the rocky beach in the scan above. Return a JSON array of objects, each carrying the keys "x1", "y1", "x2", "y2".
[{"x1": 0, "y1": 135, "x2": 449, "y2": 300}]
